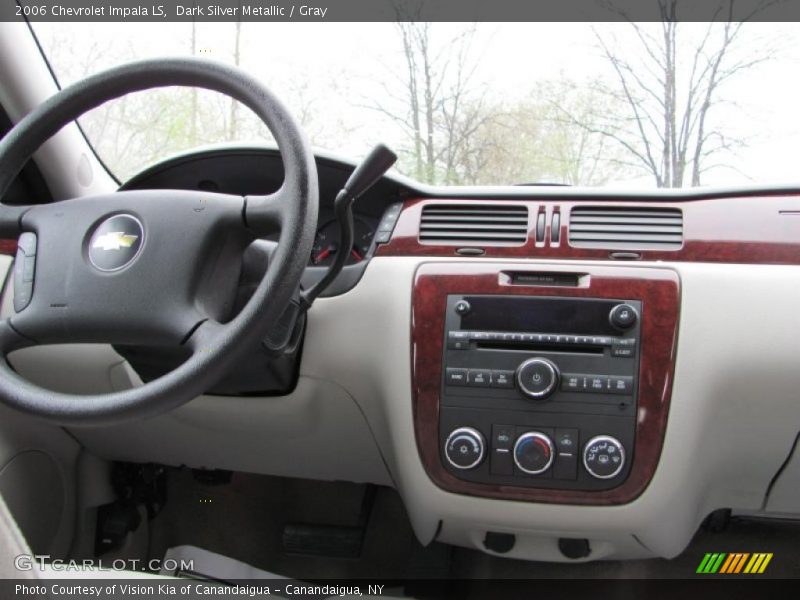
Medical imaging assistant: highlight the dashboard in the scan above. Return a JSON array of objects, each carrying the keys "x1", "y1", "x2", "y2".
[
  {"x1": 122, "y1": 146, "x2": 406, "y2": 274},
  {"x1": 8, "y1": 144, "x2": 800, "y2": 565}
]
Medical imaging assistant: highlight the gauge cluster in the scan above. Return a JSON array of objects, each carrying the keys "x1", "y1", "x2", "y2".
[
  {"x1": 310, "y1": 216, "x2": 377, "y2": 266},
  {"x1": 120, "y1": 145, "x2": 408, "y2": 291}
]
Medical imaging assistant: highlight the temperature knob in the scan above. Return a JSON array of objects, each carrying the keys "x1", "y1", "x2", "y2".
[
  {"x1": 583, "y1": 435, "x2": 626, "y2": 479},
  {"x1": 513, "y1": 432, "x2": 555, "y2": 475},
  {"x1": 516, "y1": 358, "x2": 560, "y2": 400},
  {"x1": 444, "y1": 427, "x2": 485, "y2": 470}
]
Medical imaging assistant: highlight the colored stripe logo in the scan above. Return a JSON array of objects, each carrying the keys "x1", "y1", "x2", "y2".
[{"x1": 697, "y1": 553, "x2": 773, "y2": 574}]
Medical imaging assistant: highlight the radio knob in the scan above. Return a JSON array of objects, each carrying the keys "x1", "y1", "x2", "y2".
[
  {"x1": 516, "y1": 357, "x2": 560, "y2": 400},
  {"x1": 609, "y1": 304, "x2": 638, "y2": 330},
  {"x1": 583, "y1": 435, "x2": 626, "y2": 479},
  {"x1": 444, "y1": 427, "x2": 485, "y2": 470},
  {"x1": 513, "y1": 432, "x2": 555, "y2": 475}
]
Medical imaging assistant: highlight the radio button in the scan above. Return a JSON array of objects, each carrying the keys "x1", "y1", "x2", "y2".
[
  {"x1": 516, "y1": 358, "x2": 560, "y2": 400},
  {"x1": 491, "y1": 370, "x2": 515, "y2": 389},
  {"x1": 447, "y1": 331, "x2": 470, "y2": 350},
  {"x1": 610, "y1": 304, "x2": 638, "y2": 330},
  {"x1": 561, "y1": 373, "x2": 585, "y2": 391},
  {"x1": 454, "y1": 300, "x2": 471, "y2": 315},
  {"x1": 445, "y1": 368, "x2": 468, "y2": 386},
  {"x1": 608, "y1": 376, "x2": 634, "y2": 395},
  {"x1": 611, "y1": 344, "x2": 636, "y2": 358},
  {"x1": 467, "y1": 369, "x2": 492, "y2": 387},
  {"x1": 588, "y1": 376, "x2": 607, "y2": 392}
]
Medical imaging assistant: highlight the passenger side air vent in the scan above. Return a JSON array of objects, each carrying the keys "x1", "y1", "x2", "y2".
[
  {"x1": 419, "y1": 204, "x2": 528, "y2": 245},
  {"x1": 568, "y1": 206, "x2": 683, "y2": 250}
]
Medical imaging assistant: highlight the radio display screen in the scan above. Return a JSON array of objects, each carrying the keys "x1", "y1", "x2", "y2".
[{"x1": 459, "y1": 296, "x2": 620, "y2": 336}]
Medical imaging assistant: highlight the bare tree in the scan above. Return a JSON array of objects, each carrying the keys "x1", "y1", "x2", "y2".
[
  {"x1": 229, "y1": 19, "x2": 242, "y2": 140},
  {"x1": 571, "y1": 0, "x2": 774, "y2": 187},
  {"x1": 372, "y1": 22, "x2": 488, "y2": 184},
  {"x1": 190, "y1": 19, "x2": 198, "y2": 146},
  {"x1": 456, "y1": 79, "x2": 629, "y2": 186}
]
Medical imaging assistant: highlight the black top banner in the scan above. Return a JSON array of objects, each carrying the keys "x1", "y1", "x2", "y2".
[{"x1": 2, "y1": 0, "x2": 799, "y2": 22}]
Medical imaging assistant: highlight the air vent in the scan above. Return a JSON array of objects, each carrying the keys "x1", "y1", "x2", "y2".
[
  {"x1": 569, "y1": 206, "x2": 683, "y2": 250},
  {"x1": 419, "y1": 204, "x2": 529, "y2": 245}
]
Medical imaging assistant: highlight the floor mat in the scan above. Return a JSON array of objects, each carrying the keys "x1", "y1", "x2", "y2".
[
  {"x1": 161, "y1": 544, "x2": 286, "y2": 579},
  {"x1": 147, "y1": 468, "x2": 449, "y2": 580}
]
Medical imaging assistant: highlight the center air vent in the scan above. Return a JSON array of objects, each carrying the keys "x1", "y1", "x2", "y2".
[
  {"x1": 569, "y1": 206, "x2": 683, "y2": 250},
  {"x1": 419, "y1": 204, "x2": 528, "y2": 245}
]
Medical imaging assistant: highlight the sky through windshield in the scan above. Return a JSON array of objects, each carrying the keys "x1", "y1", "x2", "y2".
[{"x1": 33, "y1": 21, "x2": 800, "y2": 188}]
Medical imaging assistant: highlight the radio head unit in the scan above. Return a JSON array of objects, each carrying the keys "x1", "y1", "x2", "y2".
[{"x1": 440, "y1": 295, "x2": 641, "y2": 491}]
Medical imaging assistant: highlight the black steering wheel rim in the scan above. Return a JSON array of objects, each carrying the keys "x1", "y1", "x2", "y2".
[{"x1": 0, "y1": 58, "x2": 318, "y2": 425}]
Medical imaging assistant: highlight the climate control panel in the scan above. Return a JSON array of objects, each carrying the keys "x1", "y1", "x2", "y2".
[
  {"x1": 438, "y1": 295, "x2": 640, "y2": 491},
  {"x1": 442, "y1": 420, "x2": 627, "y2": 483}
]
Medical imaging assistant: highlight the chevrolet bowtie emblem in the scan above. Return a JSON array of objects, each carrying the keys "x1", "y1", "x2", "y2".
[{"x1": 92, "y1": 231, "x2": 139, "y2": 251}]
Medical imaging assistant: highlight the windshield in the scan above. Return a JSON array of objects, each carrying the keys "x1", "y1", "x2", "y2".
[{"x1": 33, "y1": 22, "x2": 800, "y2": 188}]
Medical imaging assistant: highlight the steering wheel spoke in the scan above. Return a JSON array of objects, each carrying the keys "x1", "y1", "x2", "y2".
[
  {"x1": 0, "y1": 319, "x2": 35, "y2": 354},
  {"x1": 0, "y1": 204, "x2": 29, "y2": 238},
  {"x1": 245, "y1": 183, "x2": 295, "y2": 237},
  {"x1": 183, "y1": 318, "x2": 225, "y2": 354}
]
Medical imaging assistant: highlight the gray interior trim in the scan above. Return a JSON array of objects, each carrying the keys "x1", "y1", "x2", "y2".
[
  {"x1": 0, "y1": 23, "x2": 117, "y2": 200},
  {"x1": 3, "y1": 255, "x2": 800, "y2": 561},
  {"x1": 0, "y1": 491, "x2": 35, "y2": 579},
  {"x1": 764, "y1": 432, "x2": 800, "y2": 516}
]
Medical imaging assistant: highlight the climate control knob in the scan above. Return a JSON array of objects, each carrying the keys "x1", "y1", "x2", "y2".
[
  {"x1": 583, "y1": 435, "x2": 626, "y2": 479},
  {"x1": 444, "y1": 427, "x2": 485, "y2": 470},
  {"x1": 516, "y1": 357, "x2": 560, "y2": 400},
  {"x1": 513, "y1": 432, "x2": 555, "y2": 475}
]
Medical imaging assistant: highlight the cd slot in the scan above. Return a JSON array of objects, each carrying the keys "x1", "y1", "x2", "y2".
[
  {"x1": 476, "y1": 341, "x2": 604, "y2": 355},
  {"x1": 500, "y1": 271, "x2": 589, "y2": 287}
]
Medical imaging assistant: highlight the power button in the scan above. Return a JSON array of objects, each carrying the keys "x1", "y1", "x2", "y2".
[{"x1": 515, "y1": 358, "x2": 560, "y2": 400}]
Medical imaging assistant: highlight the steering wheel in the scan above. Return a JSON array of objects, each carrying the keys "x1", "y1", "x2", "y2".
[{"x1": 0, "y1": 59, "x2": 318, "y2": 425}]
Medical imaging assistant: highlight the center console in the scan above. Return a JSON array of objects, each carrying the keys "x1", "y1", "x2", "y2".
[
  {"x1": 412, "y1": 263, "x2": 680, "y2": 505},
  {"x1": 442, "y1": 295, "x2": 640, "y2": 490}
]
